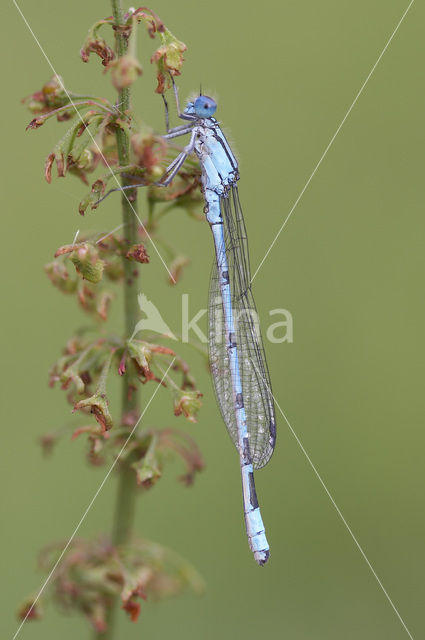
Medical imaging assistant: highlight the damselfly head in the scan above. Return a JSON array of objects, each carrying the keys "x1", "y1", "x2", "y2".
[{"x1": 193, "y1": 95, "x2": 217, "y2": 118}]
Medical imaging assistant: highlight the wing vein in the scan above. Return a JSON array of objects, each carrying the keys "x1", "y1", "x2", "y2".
[{"x1": 208, "y1": 186, "x2": 276, "y2": 469}]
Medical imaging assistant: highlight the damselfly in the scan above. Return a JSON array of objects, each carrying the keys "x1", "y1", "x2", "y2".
[
  {"x1": 161, "y1": 86, "x2": 277, "y2": 565},
  {"x1": 104, "y1": 85, "x2": 277, "y2": 565}
]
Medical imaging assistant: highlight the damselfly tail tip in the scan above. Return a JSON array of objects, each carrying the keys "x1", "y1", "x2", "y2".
[{"x1": 254, "y1": 549, "x2": 270, "y2": 566}]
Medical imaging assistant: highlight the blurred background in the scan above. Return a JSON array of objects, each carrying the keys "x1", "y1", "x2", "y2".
[{"x1": 2, "y1": 1, "x2": 424, "y2": 638}]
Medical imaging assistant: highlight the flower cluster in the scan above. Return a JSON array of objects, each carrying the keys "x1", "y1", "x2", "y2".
[
  {"x1": 45, "y1": 233, "x2": 143, "y2": 320},
  {"x1": 25, "y1": 75, "x2": 202, "y2": 215},
  {"x1": 79, "y1": 8, "x2": 186, "y2": 93},
  {"x1": 19, "y1": 537, "x2": 205, "y2": 632},
  {"x1": 47, "y1": 333, "x2": 203, "y2": 438}
]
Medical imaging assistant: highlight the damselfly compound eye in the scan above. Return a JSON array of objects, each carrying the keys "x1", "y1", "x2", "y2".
[{"x1": 194, "y1": 95, "x2": 217, "y2": 118}]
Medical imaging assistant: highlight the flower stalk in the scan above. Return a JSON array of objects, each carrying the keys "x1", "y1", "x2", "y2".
[{"x1": 102, "y1": 1, "x2": 141, "y2": 635}]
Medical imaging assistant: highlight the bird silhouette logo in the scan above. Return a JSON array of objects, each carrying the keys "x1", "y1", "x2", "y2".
[{"x1": 130, "y1": 293, "x2": 177, "y2": 341}]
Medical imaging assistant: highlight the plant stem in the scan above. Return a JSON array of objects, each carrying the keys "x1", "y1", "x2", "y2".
[{"x1": 100, "y1": 2, "x2": 140, "y2": 637}]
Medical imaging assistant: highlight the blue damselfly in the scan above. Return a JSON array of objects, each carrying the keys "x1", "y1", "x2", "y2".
[{"x1": 101, "y1": 84, "x2": 277, "y2": 565}]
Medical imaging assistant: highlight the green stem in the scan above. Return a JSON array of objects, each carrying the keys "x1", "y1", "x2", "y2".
[{"x1": 100, "y1": 2, "x2": 140, "y2": 637}]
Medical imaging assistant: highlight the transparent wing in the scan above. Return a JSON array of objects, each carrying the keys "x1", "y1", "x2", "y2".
[{"x1": 208, "y1": 187, "x2": 276, "y2": 469}]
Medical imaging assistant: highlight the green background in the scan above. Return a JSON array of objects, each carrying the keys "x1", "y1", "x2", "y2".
[{"x1": 2, "y1": 1, "x2": 424, "y2": 638}]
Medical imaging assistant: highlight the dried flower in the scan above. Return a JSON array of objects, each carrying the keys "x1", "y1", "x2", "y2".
[
  {"x1": 173, "y1": 390, "x2": 203, "y2": 423},
  {"x1": 126, "y1": 244, "x2": 150, "y2": 263},
  {"x1": 22, "y1": 75, "x2": 69, "y2": 115},
  {"x1": 73, "y1": 353, "x2": 114, "y2": 432},
  {"x1": 151, "y1": 30, "x2": 187, "y2": 94},
  {"x1": 70, "y1": 244, "x2": 105, "y2": 283},
  {"x1": 79, "y1": 179, "x2": 106, "y2": 215},
  {"x1": 131, "y1": 130, "x2": 167, "y2": 175},
  {"x1": 44, "y1": 261, "x2": 78, "y2": 294},
  {"x1": 108, "y1": 54, "x2": 143, "y2": 90},
  {"x1": 122, "y1": 597, "x2": 142, "y2": 622},
  {"x1": 19, "y1": 537, "x2": 204, "y2": 630},
  {"x1": 97, "y1": 291, "x2": 113, "y2": 321},
  {"x1": 130, "y1": 433, "x2": 162, "y2": 487},
  {"x1": 73, "y1": 392, "x2": 113, "y2": 433},
  {"x1": 81, "y1": 32, "x2": 114, "y2": 66},
  {"x1": 17, "y1": 598, "x2": 42, "y2": 621}
]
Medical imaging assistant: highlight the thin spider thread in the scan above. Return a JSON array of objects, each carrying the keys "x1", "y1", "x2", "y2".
[
  {"x1": 251, "y1": 361, "x2": 415, "y2": 640},
  {"x1": 251, "y1": 0, "x2": 415, "y2": 283}
]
